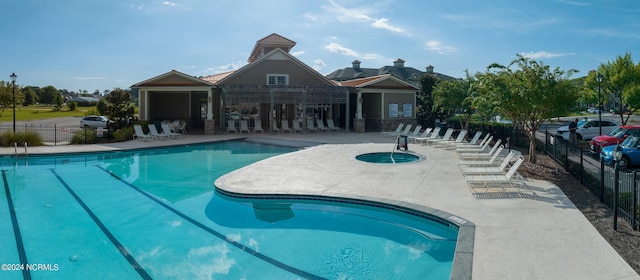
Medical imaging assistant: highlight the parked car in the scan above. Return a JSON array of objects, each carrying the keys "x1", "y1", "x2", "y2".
[
  {"x1": 600, "y1": 135, "x2": 640, "y2": 169},
  {"x1": 80, "y1": 115, "x2": 109, "y2": 128},
  {"x1": 589, "y1": 125, "x2": 640, "y2": 153},
  {"x1": 556, "y1": 119, "x2": 619, "y2": 141},
  {"x1": 587, "y1": 107, "x2": 602, "y2": 114}
]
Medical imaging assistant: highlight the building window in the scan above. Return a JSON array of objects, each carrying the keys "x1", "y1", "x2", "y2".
[{"x1": 267, "y1": 74, "x2": 289, "y2": 85}]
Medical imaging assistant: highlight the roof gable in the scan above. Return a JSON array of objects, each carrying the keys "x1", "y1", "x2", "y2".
[
  {"x1": 218, "y1": 48, "x2": 336, "y2": 86},
  {"x1": 338, "y1": 74, "x2": 418, "y2": 90},
  {"x1": 132, "y1": 70, "x2": 214, "y2": 87},
  {"x1": 248, "y1": 33, "x2": 296, "y2": 63}
]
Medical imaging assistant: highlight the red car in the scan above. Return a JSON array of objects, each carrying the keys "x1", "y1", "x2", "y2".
[{"x1": 590, "y1": 125, "x2": 640, "y2": 153}]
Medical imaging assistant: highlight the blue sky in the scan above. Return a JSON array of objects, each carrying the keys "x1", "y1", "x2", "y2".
[{"x1": 1, "y1": 0, "x2": 639, "y2": 92}]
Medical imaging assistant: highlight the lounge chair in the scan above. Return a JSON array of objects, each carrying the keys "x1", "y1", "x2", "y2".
[
  {"x1": 407, "y1": 125, "x2": 423, "y2": 138},
  {"x1": 271, "y1": 120, "x2": 280, "y2": 133},
  {"x1": 239, "y1": 119, "x2": 250, "y2": 133},
  {"x1": 316, "y1": 119, "x2": 329, "y2": 132},
  {"x1": 425, "y1": 128, "x2": 454, "y2": 145},
  {"x1": 383, "y1": 123, "x2": 404, "y2": 137},
  {"x1": 458, "y1": 140, "x2": 503, "y2": 160},
  {"x1": 326, "y1": 119, "x2": 340, "y2": 132},
  {"x1": 174, "y1": 121, "x2": 187, "y2": 135},
  {"x1": 306, "y1": 119, "x2": 318, "y2": 133},
  {"x1": 161, "y1": 123, "x2": 183, "y2": 139},
  {"x1": 388, "y1": 124, "x2": 413, "y2": 138},
  {"x1": 461, "y1": 151, "x2": 516, "y2": 174},
  {"x1": 454, "y1": 133, "x2": 490, "y2": 150},
  {"x1": 465, "y1": 156, "x2": 525, "y2": 192},
  {"x1": 227, "y1": 120, "x2": 237, "y2": 133},
  {"x1": 457, "y1": 146, "x2": 505, "y2": 167},
  {"x1": 449, "y1": 131, "x2": 482, "y2": 148},
  {"x1": 148, "y1": 124, "x2": 169, "y2": 140},
  {"x1": 133, "y1": 124, "x2": 154, "y2": 141},
  {"x1": 281, "y1": 120, "x2": 292, "y2": 133},
  {"x1": 292, "y1": 120, "x2": 304, "y2": 133},
  {"x1": 253, "y1": 120, "x2": 264, "y2": 133},
  {"x1": 414, "y1": 127, "x2": 441, "y2": 143},
  {"x1": 409, "y1": 128, "x2": 433, "y2": 143},
  {"x1": 456, "y1": 135, "x2": 493, "y2": 152},
  {"x1": 437, "y1": 130, "x2": 468, "y2": 147}
]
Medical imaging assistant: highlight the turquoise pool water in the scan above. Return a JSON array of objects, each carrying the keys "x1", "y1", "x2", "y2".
[
  {"x1": 356, "y1": 152, "x2": 421, "y2": 164},
  {"x1": 1, "y1": 141, "x2": 457, "y2": 279}
]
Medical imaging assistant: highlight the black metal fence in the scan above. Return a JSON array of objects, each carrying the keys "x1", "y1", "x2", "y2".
[
  {"x1": 0, "y1": 123, "x2": 112, "y2": 146},
  {"x1": 542, "y1": 130, "x2": 640, "y2": 230}
]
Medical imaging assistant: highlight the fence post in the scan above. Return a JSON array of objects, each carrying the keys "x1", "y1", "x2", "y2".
[
  {"x1": 634, "y1": 172, "x2": 638, "y2": 230},
  {"x1": 54, "y1": 124, "x2": 57, "y2": 146},
  {"x1": 580, "y1": 148, "x2": 584, "y2": 184},
  {"x1": 565, "y1": 139, "x2": 569, "y2": 171},
  {"x1": 600, "y1": 157, "x2": 605, "y2": 203},
  {"x1": 614, "y1": 165, "x2": 620, "y2": 231}
]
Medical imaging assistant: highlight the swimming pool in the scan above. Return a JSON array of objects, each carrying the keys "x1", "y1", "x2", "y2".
[{"x1": 1, "y1": 140, "x2": 459, "y2": 279}]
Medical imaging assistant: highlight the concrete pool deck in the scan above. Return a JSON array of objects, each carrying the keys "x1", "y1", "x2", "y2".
[{"x1": 1, "y1": 132, "x2": 639, "y2": 280}]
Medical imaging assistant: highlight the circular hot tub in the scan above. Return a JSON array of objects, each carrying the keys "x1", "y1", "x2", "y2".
[{"x1": 356, "y1": 152, "x2": 421, "y2": 164}]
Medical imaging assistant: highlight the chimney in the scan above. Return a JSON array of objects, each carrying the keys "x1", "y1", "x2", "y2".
[
  {"x1": 352, "y1": 60, "x2": 361, "y2": 70},
  {"x1": 426, "y1": 65, "x2": 434, "y2": 73},
  {"x1": 394, "y1": 58, "x2": 405, "y2": 68}
]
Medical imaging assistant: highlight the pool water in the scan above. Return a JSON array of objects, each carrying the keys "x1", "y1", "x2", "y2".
[
  {"x1": 356, "y1": 152, "x2": 421, "y2": 164},
  {"x1": 1, "y1": 141, "x2": 457, "y2": 279}
]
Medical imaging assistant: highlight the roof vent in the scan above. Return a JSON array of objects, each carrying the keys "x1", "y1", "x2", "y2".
[
  {"x1": 394, "y1": 58, "x2": 405, "y2": 68},
  {"x1": 426, "y1": 65, "x2": 434, "y2": 73}
]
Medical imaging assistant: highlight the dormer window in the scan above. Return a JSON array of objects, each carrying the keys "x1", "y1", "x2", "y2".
[{"x1": 267, "y1": 74, "x2": 289, "y2": 85}]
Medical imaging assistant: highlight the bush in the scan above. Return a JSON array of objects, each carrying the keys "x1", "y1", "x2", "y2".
[
  {"x1": 68, "y1": 102, "x2": 77, "y2": 111},
  {"x1": 0, "y1": 131, "x2": 44, "y2": 147},
  {"x1": 70, "y1": 128, "x2": 98, "y2": 144},
  {"x1": 113, "y1": 127, "x2": 134, "y2": 142}
]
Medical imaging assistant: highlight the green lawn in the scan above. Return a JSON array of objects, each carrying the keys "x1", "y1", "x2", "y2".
[{"x1": 0, "y1": 105, "x2": 95, "y2": 122}]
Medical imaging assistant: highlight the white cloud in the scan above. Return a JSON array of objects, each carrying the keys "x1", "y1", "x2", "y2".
[
  {"x1": 291, "y1": 51, "x2": 305, "y2": 57},
  {"x1": 312, "y1": 59, "x2": 327, "y2": 71},
  {"x1": 324, "y1": 43, "x2": 358, "y2": 57},
  {"x1": 162, "y1": 1, "x2": 177, "y2": 6},
  {"x1": 425, "y1": 41, "x2": 457, "y2": 54},
  {"x1": 519, "y1": 51, "x2": 575, "y2": 59},
  {"x1": 205, "y1": 61, "x2": 245, "y2": 74},
  {"x1": 372, "y1": 18, "x2": 404, "y2": 33}
]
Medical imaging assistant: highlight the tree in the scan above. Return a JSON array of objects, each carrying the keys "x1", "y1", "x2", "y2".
[
  {"x1": 590, "y1": 53, "x2": 640, "y2": 125},
  {"x1": 0, "y1": 81, "x2": 21, "y2": 117},
  {"x1": 21, "y1": 87, "x2": 37, "y2": 106},
  {"x1": 416, "y1": 74, "x2": 444, "y2": 128},
  {"x1": 433, "y1": 73, "x2": 474, "y2": 132},
  {"x1": 40, "y1": 85, "x2": 59, "y2": 105},
  {"x1": 104, "y1": 88, "x2": 135, "y2": 129},
  {"x1": 53, "y1": 92, "x2": 64, "y2": 111},
  {"x1": 476, "y1": 55, "x2": 579, "y2": 163}
]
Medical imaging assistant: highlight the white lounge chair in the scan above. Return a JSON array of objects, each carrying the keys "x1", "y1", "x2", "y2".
[
  {"x1": 409, "y1": 128, "x2": 433, "y2": 143},
  {"x1": 383, "y1": 123, "x2": 404, "y2": 137},
  {"x1": 450, "y1": 131, "x2": 482, "y2": 148},
  {"x1": 253, "y1": 120, "x2": 264, "y2": 133},
  {"x1": 465, "y1": 156, "x2": 525, "y2": 192},
  {"x1": 326, "y1": 119, "x2": 340, "y2": 132},
  {"x1": 425, "y1": 128, "x2": 454, "y2": 145},
  {"x1": 174, "y1": 121, "x2": 187, "y2": 135},
  {"x1": 281, "y1": 120, "x2": 292, "y2": 133},
  {"x1": 461, "y1": 151, "x2": 517, "y2": 175},
  {"x1": 239, "y1": 119, "x2": 250, "y2": 133},
  {"x1": 292, "y1": 120, "x2": 304, "y2": 133},
  {"x1": 161, "y1": 123, "x2": 183, "y2": 139},
  {"x1": 271, "y1": 120, "x2": 280, "y2": 133},
  {"x1": 306, "y1": 119, "x2": 318, "y2": 133},
  {"x1": 414, "y1": 127, "x2": 441, "y2": 143},
  {"x1": 458, "y1": 146, "x2": 505, "y2": 167},
  {"x1": 316, "y1": 119, "x2": 329, "y2": 132},
  {"x1": 437, "y1": 130, "x2": 468, "y2": 147},
  {"x1": 133, "y1": 124, "x2": 154, "y2": 141},
  {"x1": 407, "y1": 125, "x2": 423, "y2": 138},
  {"x1": 458, "y1": 140, "x2": 503, "y2": 160},
  {"x1": 388, "y1": 124, "x2": 413, "y2": 138},
  {"x1": 227, "y1": 120, "x2": 237, "y2": 133},
  {"x1": 148, "y1": 124, "x2": 169, "y2": 140},
  {"x1": 456, "y1": 136, "x2": 493, "y2": 152}
]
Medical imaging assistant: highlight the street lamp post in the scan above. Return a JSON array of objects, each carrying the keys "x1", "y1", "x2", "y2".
[
  {"x1": 10, "y1": 73, "x2": 17, "y2": 133},
  {"x1": 596, "y1": 72, "x2": 603, "y2": 136}
]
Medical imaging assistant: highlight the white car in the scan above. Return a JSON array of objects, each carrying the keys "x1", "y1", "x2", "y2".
[
  {"x1": 80, "y1": 115, "x2": 109, "y2": 128},
  {"x1": 556, "y1": 119, "x2": 619, "y2": 141}
]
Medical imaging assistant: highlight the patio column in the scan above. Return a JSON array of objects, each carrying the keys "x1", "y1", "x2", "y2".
[{"x1": 206, "y1": 88, "x2": 213, "y2": 120}]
